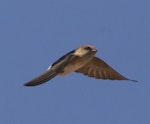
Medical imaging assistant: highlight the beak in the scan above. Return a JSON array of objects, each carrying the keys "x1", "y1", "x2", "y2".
[{"x1": 92, "y1": 49, "x2": 97, "y2": 53}]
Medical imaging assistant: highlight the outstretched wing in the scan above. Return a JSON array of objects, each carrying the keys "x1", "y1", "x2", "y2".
[
  {"x1": 75, "y1": 57, "x2": 137, "y2": 82},
  {"x1": 24, "y1": 50, "x2": 75, "y2": 86},
  {"x1": 24, "y1": 68, "x2": 60, "y2": 86}
]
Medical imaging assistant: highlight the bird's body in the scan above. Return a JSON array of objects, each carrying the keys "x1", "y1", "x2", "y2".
[
  {"x1": 59, "y1": 53, "x2": 95, "y2": 76},
  {"x1": 24, "y1": 45, "x2": 137, "y2": 86},
  {"x1": 58, "y1": 56, "x2": 88, "y2": 76}
]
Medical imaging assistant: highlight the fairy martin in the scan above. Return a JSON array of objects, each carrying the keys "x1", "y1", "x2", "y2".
[{"x1": 24, "y1": 45, "x2": 137, "y2": 86}]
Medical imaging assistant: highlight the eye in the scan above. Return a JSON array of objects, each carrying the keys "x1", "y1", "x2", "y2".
[{"x1": 84, "y1": 47, "x2": 91, "y2": 50}]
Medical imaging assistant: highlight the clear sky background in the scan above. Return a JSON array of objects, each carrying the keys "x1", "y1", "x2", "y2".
[{"x1": 0, "y1": 0, "x2": 150, "y2": 124}]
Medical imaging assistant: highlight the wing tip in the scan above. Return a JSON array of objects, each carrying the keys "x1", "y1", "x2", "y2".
[
  {"x1": 24, "y1": 81, "x2": 43, "y2": 86},
  {"x1": 128, "y1": 79, "x2": 138, "y2": 82},
  {"x1": 24, "y1": 82, "x2": 36, "y2": 86}
]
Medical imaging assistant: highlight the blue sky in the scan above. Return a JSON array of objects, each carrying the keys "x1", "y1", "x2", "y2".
[{"x1": 0, "y1": 0, "x2": 150, "y2": 124}]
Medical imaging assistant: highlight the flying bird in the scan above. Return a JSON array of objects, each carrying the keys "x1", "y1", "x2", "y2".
[{"x1": 24, "y1": 45, "x2": 137, "y2": 86}]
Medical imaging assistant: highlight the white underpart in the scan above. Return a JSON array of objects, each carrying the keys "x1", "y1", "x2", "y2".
[{"x1": 47, "y1": 65, "x2": 52, "y2": 70}]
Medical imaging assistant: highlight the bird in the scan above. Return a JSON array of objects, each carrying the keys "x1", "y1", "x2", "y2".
[{"x1": 24, "y1": 45, "x2": 137, "y2": 86}]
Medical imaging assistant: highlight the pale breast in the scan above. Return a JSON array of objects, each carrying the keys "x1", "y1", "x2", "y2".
[{"x1": 58, "y1": 56, "x2": 93, "y2": 76}]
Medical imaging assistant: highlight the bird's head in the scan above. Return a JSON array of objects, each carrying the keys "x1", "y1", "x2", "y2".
[{"x1": 74, "y1": 45, "x2": 97, "y2": 57}]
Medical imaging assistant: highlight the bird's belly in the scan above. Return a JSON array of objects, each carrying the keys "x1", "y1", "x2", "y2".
[
  {"x1": 58, "y1": 64, "x2": 80, "y2": 76},
  {"x1": 58, "y1": 56, "x2": 92, "y2": 76}
]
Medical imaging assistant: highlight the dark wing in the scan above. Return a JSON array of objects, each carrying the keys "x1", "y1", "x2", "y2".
[
  {"x1": 24, "y1": 50, "x2": 75, "y2": 86},
  {"x1": 75, "y1": 57, "x2": 137, "y2": 82},
  {"x1": 24, "y1": 68, "x2": 59, "y2": 86}
]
